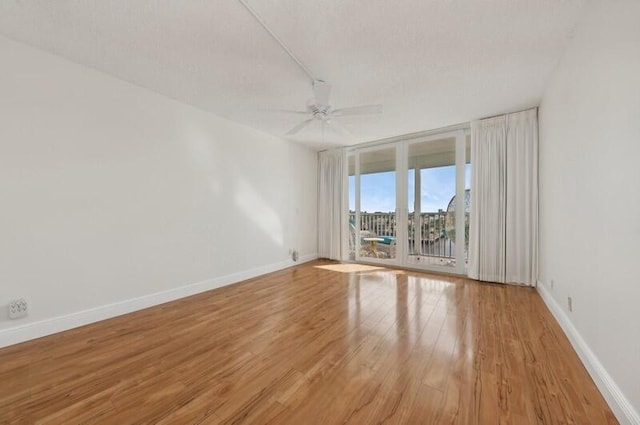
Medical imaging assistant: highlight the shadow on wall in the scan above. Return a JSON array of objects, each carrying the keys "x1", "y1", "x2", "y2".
[{"x1": 186, "y1": 124, "x2": 286, "y2": 251}]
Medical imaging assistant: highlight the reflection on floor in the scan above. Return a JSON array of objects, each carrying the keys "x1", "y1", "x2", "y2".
[
  {"x1": 407, "y1": 254, "x2": 457, "y2": 267},
  {"x1": 314, "y1": 263, "x2": 386, "y2": 273},
  {"x1": 0, "y1": 260, "x2": 617, "y2": 424}
]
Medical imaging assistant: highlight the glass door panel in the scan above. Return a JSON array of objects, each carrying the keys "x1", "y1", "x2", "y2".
[
  {"x1": 358, "y1": 147, "x2": 397, "y2": 261},
  {"x1": 407, "y1": 136, "x2": 457, "y2": 269},
  {"x1": 347, "y1": 154, "x2": 356, "y2": 261},
  {"x1": 463, "y1": 134, "x2": 471, "y2": 270}
]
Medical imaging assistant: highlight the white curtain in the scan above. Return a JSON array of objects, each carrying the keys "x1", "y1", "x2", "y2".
[
  {"x1": 468, "y1": 108, "x2": 538, "y2": 286},
  {"x1": 468, "y1": 116, "x2": 508, "y2": 283},
  {"x1": 318, "y1": 149, "x2": 345, "y2": 260},
  {"x1": 506, "y1": 110, "x2": 538, "y2": 285}
]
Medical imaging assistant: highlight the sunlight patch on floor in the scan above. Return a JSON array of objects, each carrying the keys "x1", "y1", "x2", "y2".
[{"x1": 315, "y1": 263, "x2": 388, "y2": 273}]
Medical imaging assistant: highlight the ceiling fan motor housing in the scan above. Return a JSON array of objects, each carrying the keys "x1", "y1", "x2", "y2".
[{"x1": 311, "y1": 106, "x2": 331, "y2": 121}]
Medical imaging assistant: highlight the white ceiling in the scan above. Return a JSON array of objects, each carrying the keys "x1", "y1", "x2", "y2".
[{"x1": 0, "y1": 0, "x2": 585, "y2": 150}]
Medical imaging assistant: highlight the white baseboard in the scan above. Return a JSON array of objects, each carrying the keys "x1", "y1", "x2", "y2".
[
  {"x1": 537, "y1": 281, "x2": 640, "y2": 425},
  {"x1": 0, "y1": 254, "x2": 318, "y2": 349}
]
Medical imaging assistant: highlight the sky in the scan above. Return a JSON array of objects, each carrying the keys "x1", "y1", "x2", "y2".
[{"x1": 349, "y1": 164, "x2": 471, "y2": 213}]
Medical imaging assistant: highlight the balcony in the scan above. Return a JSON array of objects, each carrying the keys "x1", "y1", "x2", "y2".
[{"x1": 349, "y1": 211, "x2": 469, "y2": 267}]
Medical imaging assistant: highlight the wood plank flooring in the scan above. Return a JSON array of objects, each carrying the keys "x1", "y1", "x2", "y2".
[{"x1": 0, "y1": 260, "x2": 617, "y2": 424}]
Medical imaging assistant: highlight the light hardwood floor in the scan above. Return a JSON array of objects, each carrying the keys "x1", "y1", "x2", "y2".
[{"x1": 0, "y1": 260, "x2": 617, "y2": 424}]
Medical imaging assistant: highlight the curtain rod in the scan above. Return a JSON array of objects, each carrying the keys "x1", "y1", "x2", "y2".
[{"x1": 477, "y1": 105, "x2": 539, "y2": 121}]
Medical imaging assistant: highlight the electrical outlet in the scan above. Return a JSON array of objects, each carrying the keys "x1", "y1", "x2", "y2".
[
  {"x1": 550, "y1": 279, "x2": 554, "y2": 290},
  {"x1": 568, "y1": 296, "x2": 573, "y2": 312},
  {"x1": 9, "y1": 298, "x2": 28, "y2": 319}
]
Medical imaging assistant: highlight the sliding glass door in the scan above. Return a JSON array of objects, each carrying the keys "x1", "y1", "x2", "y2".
[
  {"x1": 347, "y1": 129, "x2": 470, "y2": 274},
  {"x1": 348, "y1": 146, "x2": 398, "y2": 264}
]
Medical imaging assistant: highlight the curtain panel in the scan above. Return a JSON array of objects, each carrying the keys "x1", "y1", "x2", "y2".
[
  {"x1": 468, "y1": 108, "x2": 538, "y2": 286},
  {"x1": 318, "y1": 149, "x2": 345, "y2": 260}
]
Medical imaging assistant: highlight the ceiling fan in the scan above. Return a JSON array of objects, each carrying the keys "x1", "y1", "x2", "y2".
[
  {"x1": 276, "y1": 79, "x2": 383, "y2": 136},
  {"x1": 238, "y1": 0, "x2": 383, "y2": 138}
]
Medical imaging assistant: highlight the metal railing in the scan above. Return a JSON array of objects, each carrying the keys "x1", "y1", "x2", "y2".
[{"x1": 350, "y1": 211, "x2": 467, "y2": 259}]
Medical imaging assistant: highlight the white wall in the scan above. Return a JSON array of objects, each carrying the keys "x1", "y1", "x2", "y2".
[
  {"x1": 0, "y1": 35, "x2": 318, "y2": 345},
  {"x1": 539, "y1": 0, "x2": 640, "y2": 422}
]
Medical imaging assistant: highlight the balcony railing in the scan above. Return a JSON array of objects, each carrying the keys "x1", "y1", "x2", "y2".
[{"x1": 350, "y1": 211, "x2": 467, "y2": 259}]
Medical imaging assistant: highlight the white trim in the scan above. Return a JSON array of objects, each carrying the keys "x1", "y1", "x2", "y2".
[
  {"x1": 0, "y1": 254, "x2": 318, "y2": 349},
  {"x1": 454, "y1": 130, "x2": 466, "y2": 276},
  {"x1": 537, "y1": 281, "x2": 640, "y2": 425},
  {"x1": 354, "y1": 150, "x2": 361, "y2": 262},
  {"x1": 342, "y1": 151, "x2": 351, "y2": 261},
  {"x1": 342, "y1": 122, "x2": 471, "y2": 153}
]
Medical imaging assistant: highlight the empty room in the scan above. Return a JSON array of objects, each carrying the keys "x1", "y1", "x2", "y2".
[{"x1": 1, "y1": 0, "x2": 638, "y2": 424}]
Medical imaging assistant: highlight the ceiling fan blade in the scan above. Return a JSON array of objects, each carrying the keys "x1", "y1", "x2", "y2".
[
  {"x1": 313, "y1": 80, "x2": 331, "y2": 107},
  {"x1": 285, "y1": 118, "x2": 314, "y2": 136},
  {"x1": 260, "y1": 108, "x2": 309, "y2": 115},
  {"x1": 332, "y1": 104, "x2": 383, "y2": 116}
]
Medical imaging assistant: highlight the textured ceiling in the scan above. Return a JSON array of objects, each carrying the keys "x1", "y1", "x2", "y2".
[{"x1": 0, "y1": 0, "x2": 585, "y2": 150}]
